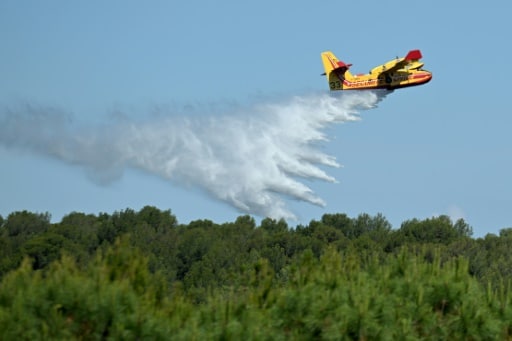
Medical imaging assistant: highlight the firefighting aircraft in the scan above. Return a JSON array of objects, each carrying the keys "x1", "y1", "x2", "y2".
[{"x1": 321, "y1": 49, "x2": 432, "y2": 90}]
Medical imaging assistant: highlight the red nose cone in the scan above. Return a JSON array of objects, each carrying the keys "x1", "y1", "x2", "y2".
[
  {"x1": 423, "y1": 72, "x2": 432, "y2": 84},
  {"x1": 412, "y1": 71, "x2": 432, "y2": 85}
]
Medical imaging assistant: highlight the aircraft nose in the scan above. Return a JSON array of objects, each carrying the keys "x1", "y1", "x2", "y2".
[
  {"x1": 426, "y1": 72, "x2": 432, "y2": 82},
  {"x1": 422, "y1": 71, "x2": 432, "y2": 83}
]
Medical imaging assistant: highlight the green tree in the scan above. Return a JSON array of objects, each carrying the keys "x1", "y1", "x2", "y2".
[
  {"x1": 320, "y1": 213, "x2": 354, "y2": 237},
  {"x1": 22, "y1": 232, "x2": 68, "y2": 270},
  {"x1": 0, "y1": 238, "x2": 171, "y2": 339},
  {"x1": 473, "y1": 230, "x2": 512, "y2": 286},
  {"x1": 4, "y1": 210, "x2": 50, "y2": 238},
  {"x1": 260, "y1": 217, "x2": 287, "y2": 233},
  {"x1": 399, "y1": 215, "x2": 464, "y2": 244},
  {"x1": 176, "y1": 225, "x2": 212, "y2": 281},
  {"x1": 454, "y1": 218, "x2": 473, "y2": 238},
  {"x1": 137, "y1": 205, "x2": 177, "y2": 231},
  {"x1": 0, "y1": 211, "x2": 52, "y2": 276},
  {"x1": 54, "y1": 212, "x2": 100, "y2": 260},
  {"x1": 353, "y1": 213, "x2": 392, "y2": 242},
  {"x1": 234, "y1": 215, "x2": 256, "y2": 230}
]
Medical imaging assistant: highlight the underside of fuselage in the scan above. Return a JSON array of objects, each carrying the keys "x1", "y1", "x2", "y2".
[{"x1": 337, "y1": 70, "x2": 432, "y2": 91}]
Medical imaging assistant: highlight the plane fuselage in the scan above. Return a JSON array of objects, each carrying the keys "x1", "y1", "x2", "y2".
[
  {"x1": 329, "y1": 69, "x2": 432, "y2": 90},
  {"x1": 321, "y1": 50, "x2": 432, "y2": 91}
]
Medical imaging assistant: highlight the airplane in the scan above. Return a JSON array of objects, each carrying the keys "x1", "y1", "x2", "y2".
[{"x1": 321, "y1": 49, "x2": 432, "y2": 91}]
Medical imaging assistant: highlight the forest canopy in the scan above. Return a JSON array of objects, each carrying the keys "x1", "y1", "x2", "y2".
[{"x1": 1, "y1": 207, "x2": 511, "y2": 339}]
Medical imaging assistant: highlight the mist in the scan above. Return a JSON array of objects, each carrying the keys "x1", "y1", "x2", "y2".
[{"x1": 0, "y1": 91, "x2": 388, "y2": 219}]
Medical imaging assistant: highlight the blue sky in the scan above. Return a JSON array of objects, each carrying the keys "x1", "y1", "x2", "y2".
[{"x1": 0, "y1": 1, "x2": 510, "y2": 236}]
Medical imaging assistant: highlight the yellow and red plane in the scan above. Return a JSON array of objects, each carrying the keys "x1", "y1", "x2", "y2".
[{"x1": 321, "y1": 50, "x2": 432, "y2": 91}]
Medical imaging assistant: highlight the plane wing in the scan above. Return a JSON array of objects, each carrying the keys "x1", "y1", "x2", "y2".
[{"x1": 370, "y1": 50, "x2": 424, "y2": 75}]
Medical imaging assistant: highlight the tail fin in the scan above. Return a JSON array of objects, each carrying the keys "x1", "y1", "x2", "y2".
[{"x1": 321, "y1": 51, "x2": 353, "y2": 89}]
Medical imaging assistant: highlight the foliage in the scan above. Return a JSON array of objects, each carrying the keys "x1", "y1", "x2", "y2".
[
  {"x1": 0, "y1": 207, "x2": 511, "y2": 339},
  {"x1": 0, "y1": 238, "x2": 170, "y2": 339}
]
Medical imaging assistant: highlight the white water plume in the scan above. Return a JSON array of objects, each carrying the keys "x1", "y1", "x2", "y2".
[{"x1": 0, "y1": 91, "x2": 389, "y2": 219}]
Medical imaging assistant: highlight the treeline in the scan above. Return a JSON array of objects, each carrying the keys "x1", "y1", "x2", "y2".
[{"x1": 1, "y1": 207, "x2": 512, "y2": 339}]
